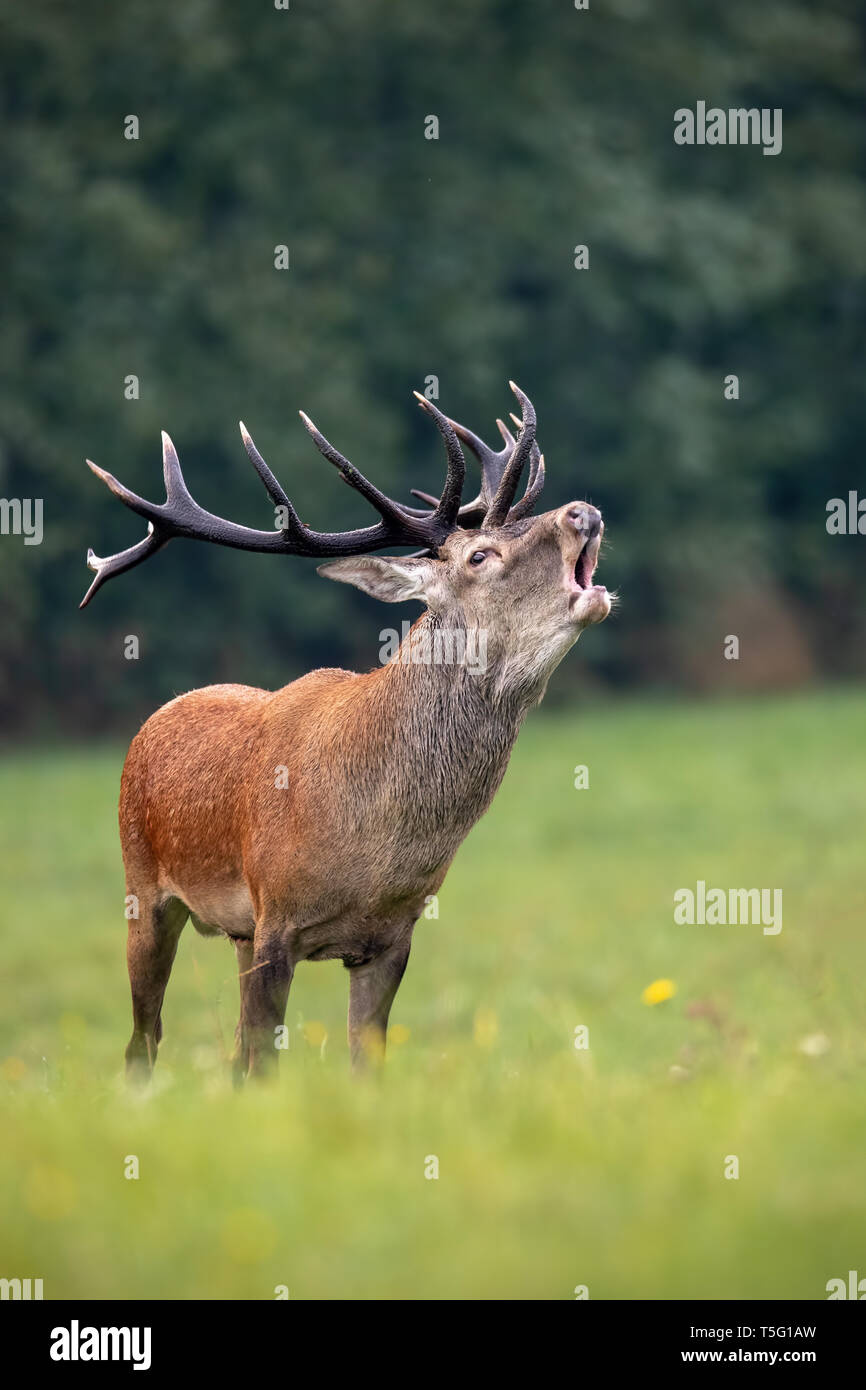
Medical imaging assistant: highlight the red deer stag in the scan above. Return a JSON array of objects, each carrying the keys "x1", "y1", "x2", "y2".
[{"x1": 81, "y1": 384, "x2": 610, "y2": 1079}]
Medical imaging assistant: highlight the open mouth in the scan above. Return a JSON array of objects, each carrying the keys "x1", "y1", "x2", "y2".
[{"x1": 571, "y1": 534, "x2": 602, "y2": 592}]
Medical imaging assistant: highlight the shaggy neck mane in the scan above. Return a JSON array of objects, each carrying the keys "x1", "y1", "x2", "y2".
[{"x1": 340, "y1": 612, "x2": 544, "y2": 839}]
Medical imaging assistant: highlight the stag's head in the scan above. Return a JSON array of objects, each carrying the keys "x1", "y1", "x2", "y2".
[
  {"x1": 80, "y1": 382, "x2": 610, "y2": 688},
  {"x1": 319, "y1": 385, "x2": 610, "y2": 690}
]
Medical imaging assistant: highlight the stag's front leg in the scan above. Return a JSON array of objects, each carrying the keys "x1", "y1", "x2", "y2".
[
  {"x1": 243, "y1": 921, "x2": 294, "y2": 1080},
  {"x1": 346, "y1": 934, "x2": 412, "y2": 1072}
]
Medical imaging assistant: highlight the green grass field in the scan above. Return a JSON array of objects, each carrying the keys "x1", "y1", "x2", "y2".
[{"x1": 1, "y1": 688, "x2": 864, "y2": 1300}]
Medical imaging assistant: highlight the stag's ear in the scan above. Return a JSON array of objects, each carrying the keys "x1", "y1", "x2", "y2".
[{"x1": 317, "y1": 555, "x2": 439, "y2": 605}]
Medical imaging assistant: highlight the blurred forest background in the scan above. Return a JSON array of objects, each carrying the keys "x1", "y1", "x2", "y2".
[{"x1": 1, "y1": 0, "x2": 864, "y2": 735}]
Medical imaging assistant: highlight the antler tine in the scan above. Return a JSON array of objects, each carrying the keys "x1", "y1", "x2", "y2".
[
  {"x1": 444, "y1": 421, "x2": 509, "y2": 517},
  {"x1": 239, "y1": 423, "x2": 292, "y2": 512},
  {"x1": 298, "y1": 411, "x2": 420, "y2": 532},
  {"x1": 80, "y1": 528, "x2": 166, "y2": 609},
  {"x1": 411, "y1": 393, "x2": 465, "y2": 528},
  {"x1": 81, "y1": 399, "x2": 469, "y2": 605},
  {"x1": 507, "y1": 451, "x2": 545, "y2": 521},
  {"x1": 496, "y1": 418, "x2": 518, "y2": 451},
  {"x1": 404, "y1": 383, "x2": 544, "y2": 529},
  {"x1": 448, "y1": 419, "x2": 505, "y2": 476},
  {"x1": 409, "y1": 487, "x2": 440, "y2": 508},
  {"x1": 79, "y1": 434, "x2": 189, "y2": 608},
  {"x1": 482, "y1": 382, "x2": 537, "y2": 528}
]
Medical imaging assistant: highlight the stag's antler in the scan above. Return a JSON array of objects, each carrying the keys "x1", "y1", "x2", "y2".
[
  {"x1": 80, "y1": 396, "x2": 466, "y2": 607},
  {"x1": 407, "y1": 382, "x2": 545, "y2": 530}
]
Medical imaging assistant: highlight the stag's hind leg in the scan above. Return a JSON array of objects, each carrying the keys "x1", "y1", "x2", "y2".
[
  {"x1": 230, "y1": 936, "x2": 255, "y2": 1086},
  {"x1": 125, "y1": 895, "x2": 188, "y2": 1082}
]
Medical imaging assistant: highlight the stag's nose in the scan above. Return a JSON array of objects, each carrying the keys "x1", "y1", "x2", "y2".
[{"x1": 562, "y1": 502, "x2": 602, "y2": 540}]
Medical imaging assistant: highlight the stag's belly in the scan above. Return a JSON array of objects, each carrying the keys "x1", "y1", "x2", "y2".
[
  {"x1": 168, "y1": 855, "x2": 441, "y2": 961},
  {"x1": 166, "y1": 878, "x2": 257, "y2": 939}
]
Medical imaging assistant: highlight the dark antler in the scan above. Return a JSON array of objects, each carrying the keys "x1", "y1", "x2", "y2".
[
  {"x1": 80, "y1": 397, "x2": 466, "y2": 607},
  {"x1": 407, "y1": 382, "x2": 545, "y2": 530}
]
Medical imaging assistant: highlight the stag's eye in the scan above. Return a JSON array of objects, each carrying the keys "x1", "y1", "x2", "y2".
[{"x1": 468, "y1": 550, "x2": 489, "y2": 567}]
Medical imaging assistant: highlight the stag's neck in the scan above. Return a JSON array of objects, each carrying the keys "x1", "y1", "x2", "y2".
[{"x1": 351, "y1": 612, "x2": 543, "y2": 838}]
